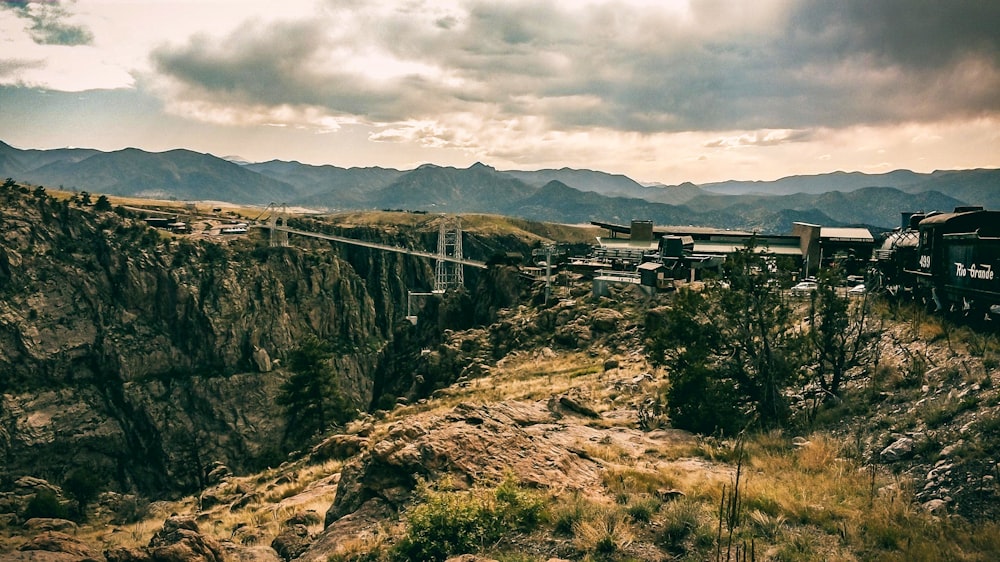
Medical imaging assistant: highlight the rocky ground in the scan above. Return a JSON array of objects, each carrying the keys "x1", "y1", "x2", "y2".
[{"x1": 3, "y1": 275, "x2": 1000, "y2": 561}]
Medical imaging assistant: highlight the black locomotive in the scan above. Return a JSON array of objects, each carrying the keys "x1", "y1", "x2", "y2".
[{"x1": 870, "y1": 206, "x2": 1000, "y2": 315}]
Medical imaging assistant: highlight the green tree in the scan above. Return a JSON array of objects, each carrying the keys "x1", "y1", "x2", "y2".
[
  {"x1": 647, "y1": 239, "x2": 802, "y2": 433},
  {"x1": 63, "y1": 467, "x2": 101, "y2": 520},
  {"x1": 647, "y1": 287, "x2": 746, "y2": 434},
  {"x1": 23, "y1": 489, "x2": 68, "y2": 520},
  {"x1": 2, "y1": 177, "x2": 14, "y2": 190},
  {"x1": 79, "y1": 191, "x2": 91, "y2": 205},
  {"x1": 715, "y1": 243, "x2": 800, "y2": 426},
  {"x1": 94, "y1": 194, "x2": 112, "y2": 211},
  {"x1": 809, "y1": 266, "x2": 875, "y2": 399},
  {"x1": 278, "y1": 335, "x2": 354, "y2": 447}
]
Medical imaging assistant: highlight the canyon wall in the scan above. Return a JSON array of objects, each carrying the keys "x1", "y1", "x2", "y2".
[{"x1": 0, "y1": 189, "x2": 504, "y2": 495}]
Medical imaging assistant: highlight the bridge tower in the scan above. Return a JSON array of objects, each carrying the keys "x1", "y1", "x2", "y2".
[
  {"x1": 434, "y1": 216, "x2": 464, "y2": 292},
  {"x1": 268, "y1": 203, "x2": 289, "y2": 248}
]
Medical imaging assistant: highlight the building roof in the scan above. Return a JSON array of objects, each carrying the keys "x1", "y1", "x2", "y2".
[
  {"x1": 693, "y1": 242, "x2": 803, "y2": 256},
  {"x1": 597, "y1": 239, "x2": 659, "y2": 251},
  {"x1": 819, "y1": 227, "x2": 874, "y2": 243},
  {"x1": 590, "y1": 221, "x2": 753, "y2": 237}
]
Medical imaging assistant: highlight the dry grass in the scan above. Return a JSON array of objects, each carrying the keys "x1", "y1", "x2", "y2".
[
  {"x1": 572, "y1": 509, "x2": 635, "y2": 556},
  {"x1": 375, "y1": 352, "x2": 612, "y2": 427},
  {"x1": 82, "y1": 458, "x2": 340, "y2": 553},
  {"x1": 323, "y1": 211, "x2": 601, "y2": 245}
]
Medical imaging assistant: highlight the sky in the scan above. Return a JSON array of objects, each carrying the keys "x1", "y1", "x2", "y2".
[{"x1": 1, "y1": 0, "x2": 998, "y2": 185}]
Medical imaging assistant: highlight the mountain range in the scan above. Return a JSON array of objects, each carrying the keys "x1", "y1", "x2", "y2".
[{"x1": 2, "y1": 140, "x2": 998, "y2": 232}]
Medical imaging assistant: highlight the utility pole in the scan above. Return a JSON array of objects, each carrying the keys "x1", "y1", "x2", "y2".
[
  {"x1": 532, "y1": 243, "x2": 561, "y2": 305},
  {"x1": 545, "y1": 244, "x2": 553, "y2": 305}
]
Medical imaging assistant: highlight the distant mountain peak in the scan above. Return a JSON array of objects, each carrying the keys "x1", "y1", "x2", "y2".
[{"x1": 468, "y1": 161, "x2": 496, "y2": 172}]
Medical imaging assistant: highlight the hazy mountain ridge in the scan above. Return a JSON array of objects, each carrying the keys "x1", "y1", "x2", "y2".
[
  {"x1": 699, "y1": 168, "x2": 1000, "y2": 211},
  {"x1": 2, "y1": 140, "x2": 997, "y2": 230},
  {"x1": 700, "y1": 169, "x2": 928, "y2": 195},
  {"x1": 680, "y1": 187, "x2": 968, "y2": 230},
  {"x1": 10, "y1": 145, "x2": 298, "y2": 203},
  {"x1": 245, "y1": 159, "x2": 405, "y2": 206},
  {"x1": 501, "y1": 167, "x2": 652, "y2": 200}
]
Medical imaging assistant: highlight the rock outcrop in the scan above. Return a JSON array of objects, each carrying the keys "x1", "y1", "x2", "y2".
[
  {"x1": 0, "y1": 191, "x2": 437, "y2": 494},
  {"x1": 15, "y1": 531, "x2": 104, "y2": 562},
  {"x1": 299, "y1": 399, "x2": 695, "y2": 560},
  {"x1": 104, "y1": 516, "x2": 226, "y2": 562}
]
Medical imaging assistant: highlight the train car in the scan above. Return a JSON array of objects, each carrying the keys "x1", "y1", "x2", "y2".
[
  {"x1": 869, "y1": 213, "x2": 924, "y2": 295},
  {"x1": 904, "y1": 207, "x2": 1000, "y2": 313}
]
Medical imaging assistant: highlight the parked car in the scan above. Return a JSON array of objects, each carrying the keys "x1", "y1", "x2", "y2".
[
  {"x1": 848, "y1": 283, "x2": 867, "y2": 296},
  {"x1": 790, "y1": 281, "x2": 818, "y2": 296},
  {"x1": 846, "y1": 275, "x2": 865, "y2": 286}
]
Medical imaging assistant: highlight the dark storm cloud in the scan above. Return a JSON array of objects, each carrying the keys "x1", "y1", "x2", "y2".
[
  {"x1": 151, "y1": 18, "x2": 456, "y2": 122},
  {"x1": 1, "y1": 0, "x2": 93, "y2": 46},
  {"x1": 148, "y1": 0, "x2": 1000, "y2": 134},
  {"x1": 788, "y1": 0, "x2": 1000, "y2": 69}
]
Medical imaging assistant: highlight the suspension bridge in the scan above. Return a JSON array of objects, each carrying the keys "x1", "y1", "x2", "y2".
[{"x1": 252, "y1": 203, "x2": 485, "y2": 293}]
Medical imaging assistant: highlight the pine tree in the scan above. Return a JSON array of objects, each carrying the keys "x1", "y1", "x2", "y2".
[{"x1": 278, "y1": 335, "x2": 353, "y2": 447}]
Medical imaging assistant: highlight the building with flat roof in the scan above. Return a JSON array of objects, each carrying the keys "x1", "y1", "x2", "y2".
[
  {"x1": 793, "y1": 223, "x2": 876, "y2": 275},
  {"x1": 591, "y1": 219, "x2": 876, "y2": 277}
]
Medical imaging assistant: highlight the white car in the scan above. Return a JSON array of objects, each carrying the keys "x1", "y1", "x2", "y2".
[
  {"x1": 848, "y1": 283, "x2": 867, "y2": 296},
  {"x1": 790, "y1": 281, "x2": 818, "y2": 296}
]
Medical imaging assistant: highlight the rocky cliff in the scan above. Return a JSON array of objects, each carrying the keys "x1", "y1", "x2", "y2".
[{"x1": 0, "y1": 187, "x2": 509, "y2": 496}]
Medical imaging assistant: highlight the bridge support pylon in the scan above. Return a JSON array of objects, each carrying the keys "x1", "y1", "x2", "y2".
[
  {"x1": 434, "y1": 216, "x2": 464, "y2": 292},
  {"x1": 269, "y1": 203, "x2": 289, "y2": 248}
]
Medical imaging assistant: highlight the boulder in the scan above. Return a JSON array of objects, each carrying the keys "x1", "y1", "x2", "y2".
[
  {"x1": 300, "y1": 498, "x2": 392, "y2": 562},
  {"x1": 548, "y1": 394, "x2": 601, "y2": 419},
  {"x1": 18, "y1": 531, "x2": 103, "y2": 561},
  {"x1": 880, "y1": 437, "x2": 915, "y2": 462},
  {"x1": 655, "y1": 488, "x2": 686, "y2": 502},
  {"x1": 24, "y1": 518, "x2": 78, "y2": 533},
  {"x1": 216, "y1": 542, "x2": 281, "y2": 562},
  {"x1": 205, "y1": 462, "x2": 231, "y2": 485},
  {"x1": 145, "y1": 516, "x2": 224, "y2": 562},
  {"x1": 922, "y1": 498, "x2": 949, "y2": 515},
  {"x1": 270, "y1": 524, "x2": 312, "y2": 561},
  {"x1": 103, "y1": 546, "x2": 149, "y2": 562},
  {"x1": 15, "y1": 477, "x2": 60, "y2": 496},
  {"x1": 251, "y1": 346, "x2": 272, "y2": 372},
  {"x1": 590, "y1": 308, "x2": 624, "y2": 332},
  {"x1": 283, "y1": 511, "x2": 322, "y2": 527},
  {"x1": 310, "y1": 434, "x2": 370, "y2": 462}
]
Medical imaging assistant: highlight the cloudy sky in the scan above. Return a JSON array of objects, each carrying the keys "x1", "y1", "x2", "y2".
[{"x1": 1, "y1": 0, "x2": 998, "y2": 184}]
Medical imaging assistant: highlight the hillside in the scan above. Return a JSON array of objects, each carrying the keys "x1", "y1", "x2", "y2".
[
  {"x1": 23, "y1": 147, "x2": 298, "y2": 203},
  {"x1": 2, "y1": 183, "x2": 1000, "y2": 561}
]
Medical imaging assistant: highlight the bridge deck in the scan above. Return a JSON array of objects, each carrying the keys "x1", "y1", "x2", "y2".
[{"x1": 254, "y1": 225, "x2": 488, "y2": 269}]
